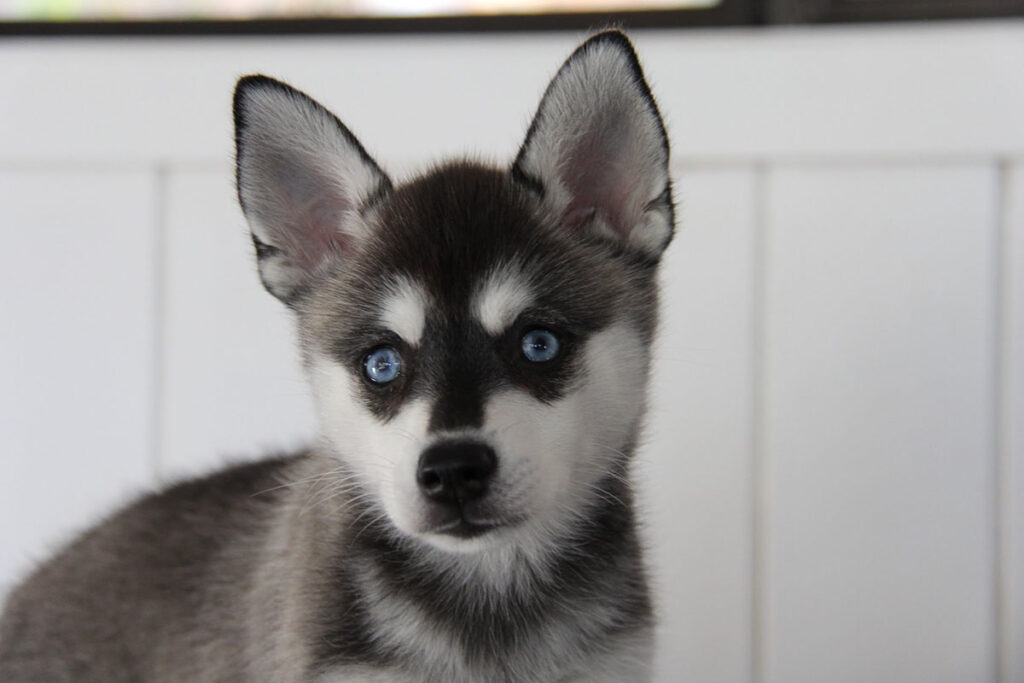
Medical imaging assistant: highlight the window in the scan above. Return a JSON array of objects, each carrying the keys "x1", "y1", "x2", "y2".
[
  {"x1": 3, "y1": 0, "x2": 719, "y2": 21},
  {"x1": 0, "y1": 0, "x2": 1018, "y2": 34}
]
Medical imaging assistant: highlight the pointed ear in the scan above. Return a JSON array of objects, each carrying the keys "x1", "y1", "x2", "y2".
[
  {"x1": 512, "y1": 31, "x2": 673, "y2": 260},
  {"x1": 233, "y1": 75, "x2": 392, "y2": 305}
]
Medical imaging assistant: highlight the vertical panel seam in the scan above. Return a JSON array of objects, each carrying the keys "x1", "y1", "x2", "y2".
[
  {"x1": 751, "y1": 160, "x2": 770, "y2": 683},
  {"x1": 995, "y1": 158, "x2": 1012, "y2": 683},
  {"x1": 150, "y1": 163, "x2": 168, "y2": 486}
]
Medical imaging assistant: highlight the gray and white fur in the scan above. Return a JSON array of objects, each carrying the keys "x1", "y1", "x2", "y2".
[{"x1": 0, "y1": 30, "x2": 673, "y2": 682}]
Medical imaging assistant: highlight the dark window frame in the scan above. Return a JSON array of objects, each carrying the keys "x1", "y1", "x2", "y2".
[
  {"x1": 0, "y1": 2, "x2": 751, "y2": 36},
  {"x1": 0, "y1": 0, "x2": 1019, "y2": 36},
  {"x1": 766, "y1": 0, "x2": 1024, "y2": 23}
]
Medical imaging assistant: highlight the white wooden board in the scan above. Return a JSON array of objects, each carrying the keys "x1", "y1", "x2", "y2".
[
  {"x1": 159, "y1": 169, "x2": 317, "y2": 480},
  {"x1": 645, "y1": 167, "x2": 757, "y2": 683},
  {"x1": 0, "y1": 170, "x2": 157, "y2": 590},
  {"x1": 762, "y1": 164, "x2": 998, "y2": 683}
]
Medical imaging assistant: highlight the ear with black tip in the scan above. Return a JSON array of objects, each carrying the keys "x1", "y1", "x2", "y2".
[
  {"x1": 512, "y1": 31, "x2": 674, "y2": 260},
  {"x1": 233, "y1": 75, "x2": 392, "y2": 305}
]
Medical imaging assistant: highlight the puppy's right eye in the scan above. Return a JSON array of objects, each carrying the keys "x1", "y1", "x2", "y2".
[
  {"x1": 520, "y1": 328, "x2": 560, "y2": 363},
  {"x1": 363, "y1": 346, "x2": 402, "y2": 384}
]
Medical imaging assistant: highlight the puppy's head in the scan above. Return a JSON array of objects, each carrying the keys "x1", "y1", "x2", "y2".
[{"x1": 233, "y1": 31, "x2": 672, "y2": 554}]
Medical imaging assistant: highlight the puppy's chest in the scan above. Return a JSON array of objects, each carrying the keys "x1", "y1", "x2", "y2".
[
  {"x1": 313, "y1": 631, "x2": 651, "y2": 683},
  {"x1": 310, "y1": 589, "x2": 646, "y2": 683}
]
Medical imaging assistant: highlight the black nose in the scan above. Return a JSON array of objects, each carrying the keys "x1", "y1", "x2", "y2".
[{"x1": 416, "y1": 441, "x2": 497, "y2": 505}]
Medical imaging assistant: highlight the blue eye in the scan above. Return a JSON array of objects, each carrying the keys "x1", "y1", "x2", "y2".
[
  {"x1": 521, "y1": 329, "x2": 560, "y2": 363},
  {"x1": 364, "y1": 346, "x2": 402, "y2": 384}
]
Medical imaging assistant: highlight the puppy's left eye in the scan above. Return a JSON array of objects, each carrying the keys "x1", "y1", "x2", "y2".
[
  {"x1": 364, "y1": 346, "x2": 402, "y2": 384},
  {"x1": 520, "y1": 329, "x2": 560, "y2": 363}
]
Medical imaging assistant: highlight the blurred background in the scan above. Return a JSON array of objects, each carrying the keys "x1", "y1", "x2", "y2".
[{"x1": 1, "y1": 2, "x2": 1022, "y2": 682}]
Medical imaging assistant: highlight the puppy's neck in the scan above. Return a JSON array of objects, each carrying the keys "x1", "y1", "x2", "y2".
[{"x1": 289, "y1": 451, "x2": 651, "y2": 676}]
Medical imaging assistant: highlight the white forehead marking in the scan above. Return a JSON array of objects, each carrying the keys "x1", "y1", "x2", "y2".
[
  {"x1": 473, "y1": 265, "x2": 534, "y2": 336},
  {"x1": 379, "y1": 277, "x2": 428, "y2": 345}
]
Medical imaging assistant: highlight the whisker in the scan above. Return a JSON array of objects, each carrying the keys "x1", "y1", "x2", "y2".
[{"x1": 250, "y1": 466, "x2": 348, "y2": 497}]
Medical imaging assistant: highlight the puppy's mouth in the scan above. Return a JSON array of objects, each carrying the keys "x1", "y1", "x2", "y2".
[
  {"x1": 430, "y1": 516, "x2": 503, "y2": 539},
  {"x1": 424, "y1": 507, "x2": 524, "y2": 539}
]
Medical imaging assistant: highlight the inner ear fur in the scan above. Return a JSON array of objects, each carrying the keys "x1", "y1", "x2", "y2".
[
  {"x1": 513, "y1": 31, "x2": 674, "y2": 260},
  {"x1": 233, "y1": 75, "x2": 392, "y2": 305}
]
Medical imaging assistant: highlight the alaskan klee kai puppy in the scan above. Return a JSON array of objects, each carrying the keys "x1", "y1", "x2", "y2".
[{"x1": 0, "y1": 30, "x2": 673, "y2": 682}]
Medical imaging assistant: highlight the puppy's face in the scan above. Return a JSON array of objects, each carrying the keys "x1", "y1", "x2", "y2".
[
  {"x1": 233, "y1": 31, "x2": 673, "y2": 554},
  {"x1": 299, "y1": 167, "x2": 654, "y2": 551}
]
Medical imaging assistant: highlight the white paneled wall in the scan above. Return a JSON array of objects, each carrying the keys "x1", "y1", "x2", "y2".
[
  {"x1": 0, "y1": 170, "x2": 158, "y2": 583},
  {"x1": 762, "y1": 165, "x2": 998, "y2": 683},
  {"x1": 645, "y1": 168, "x2": 757, "y2": 683},
  {"x1": 1, "y1": 23, "x2": 1022, "y2": 683},
  {"x1": 160, "y1": 169, "x2": 316, "y2": 480}
]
